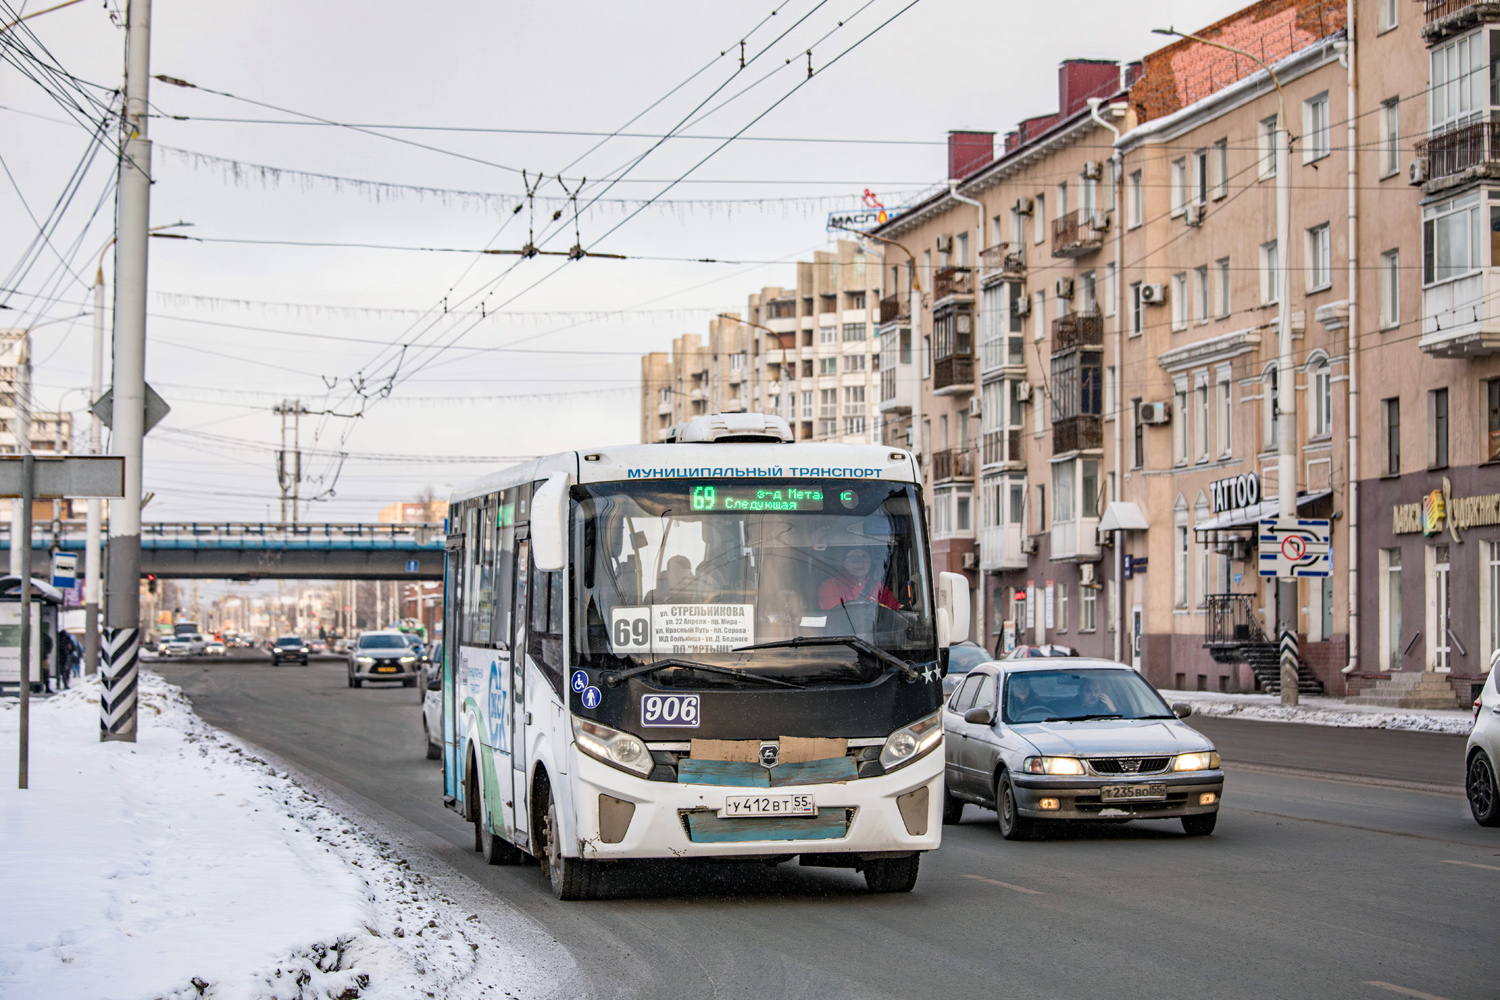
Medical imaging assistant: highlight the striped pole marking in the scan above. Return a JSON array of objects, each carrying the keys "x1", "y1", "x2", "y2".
[
  {"x1": 100, "y1": 626, "x2": 139, "y2": 742},
  {"x1": 1279, "y1": 628, "x2": 1299, "y2": 689}
]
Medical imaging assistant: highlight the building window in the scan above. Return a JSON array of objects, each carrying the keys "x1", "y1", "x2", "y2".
[
  {"x1": 1379, "y1": 249, "x2": 1400, "y2": 329},
  {"x1": 1104, "y1": 262, "x2": 1117, "y2": 317},
  {"x1": 843, "y1": 385, "x2": 865, "y2": 415},
  {"x1": 1216, "y1": 257, "x2": 1231, "y2": 317},
  {"x1": 842, "y1": 354, "x2": 867, "y2": 373},
  {"x1": 1307, "y1": 224, "x2": 1331, "y2": 291},
  {"x1": 819, "y1": 357, "x2": 837, "y2": 376},
  {"x1": 1379, "y1": 98, "x2": 1401, "y2": 178},
  {"x1": 1303, "y1": 92, "x2": 1330, "y2": 162},
  {"x1": 845, "y1": 290, "x2": 866, "y2": 310},
  {"x1": 1057, "y1": 583, "x2": 1069, "y2": 632},
  {"x1": 1431, "y1": 387, "x2": 1449, "y2": 469},
  {"x1": 1422, "y1": 193, "x2": 1481, "y2": 284},
  {"x1": 1056, "y1": 181, "x2": 1069, "y2": 220},
  {"x1": 1170, "y1": 158, "x2": 1187, "y2": 216},
  {"x1": 1080, "y1": 584, "x2": 1097, "y2": 632},
  {"x1": 1258, "y1": 115, "x2": 1279, "y2": 179},
  {"x1": 1034, "y1": 194, "x2": 1046, "y2": 244},
  {"x1": 819, "y1": 325, "x2": 836, "y2": 344},
  {"x1": 1033, "y1": 291, "x2": 1046, "y2": 338},
  {"x1": 1196, "y1": 499, "x2": 1211, "y2": 608},
  {"x1": 842, "y1": 322, "x2": 866, "y2": 341},
  {"x1": 1128, "y1": 171, "x2": 1143, "y2": 228},
  {"x1": 1261, "y1": 241, "x2": 1279, "y2": 304},
  {"x1": 1382, "y1": 548, "x2": 1402, "y2": 670},
  {"x1": 1195, "y1": 265, "x2": 1210, "y2": 324},
  {"x1": 1489, "y1": 379, "x2": 1500, "y2": 461},
  {"x1": 1192, "y1": 148, "x2": 1209, "y2": 206},
  {"x1": 1213, "y1": 138, "x2": 1229, "y2": 199},
  {"x1": 1486, "y1": 541, "x2": 1500, "y2": 669},
  {"x1": 843, "y1": 416, "x2": 867, "y2": 436},
  {"x1": 801, "y1": 390, "x2": 813, "y2": 419},
  {"x1": 1430, "y1": 32, "x2": 1484, "y2": 134},
  {"x1": 1383, "y1": 397, "x2": 1401, "y2": 475},
  {"x1": 1264, "y1": 365, "x2": 1280, "y2": 452},
  {"x1": 1171, "y1": 272, "x2": 1188, "y2": 331},
  {"x1": 1311, "y1": 359, "x2": 1332, "y2": 438},
  {"x1": 1053, "y1": 458, "x2": 1074, "y2": 526},
  {"x1": 1132, "y1": 397, "x2": 1145, "y2": 469},
  {"x1": 1196, "y1": 377, "x2": 1211, "y2": 462},
  {"x1": 1219, "y1": 375, "x2": 1233, "y2": 457},
  {"x1": 1175, "y1": 518, "x2": 1190, "y2": 609},
  {"x1": 1377, "y1": 0, "x2": 1397, "y2": 32},
  {"x1": 1173, "y1": 380, "x2": 1189, "y2": 465},
  {"x1": 956, "y1": 232, "x2": 969, "y2": 268},
  {"x1": 819, "y1": 388, "x2": 837, "y2": 419},
  {"x1": 1129, "y1": 282, "x2": 1143, "y2": 336}
]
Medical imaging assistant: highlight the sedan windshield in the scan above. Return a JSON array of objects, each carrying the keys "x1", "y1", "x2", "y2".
[
  {"x1": 358, "y1": 635, "x2": 407, "y2": 649},
  {"x1": 1003, "y1": 669, "x2": 1173, "y2": 724},
  {"x1": 571, "y1": 479, "x2": 935, "y2": 684}
]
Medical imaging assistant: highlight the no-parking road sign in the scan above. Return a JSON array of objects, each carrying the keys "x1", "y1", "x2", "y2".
[{"x1": 1258, "y1": 517, "x2": 1332, "y2": 578}]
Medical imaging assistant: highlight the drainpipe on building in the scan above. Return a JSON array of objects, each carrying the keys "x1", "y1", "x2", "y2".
[
  {"x1": 1341, "y1": 6, "x2": 1360, "y2": 679},
  {"x1": 1089, "y1": 95, "x2": 1126, "y2": 664},
  {"x1": 950, "y1": 180, "x2": 985, "y2": 640}
]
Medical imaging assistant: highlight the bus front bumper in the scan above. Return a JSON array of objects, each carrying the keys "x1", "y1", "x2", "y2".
[{"x1": 570, "y1": 746, "x2": 943, "y2": 860}]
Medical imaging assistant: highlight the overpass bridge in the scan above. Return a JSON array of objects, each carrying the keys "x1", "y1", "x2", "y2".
[{"x1": 0, "y1": 522, "x2": 446, "y2": 580}]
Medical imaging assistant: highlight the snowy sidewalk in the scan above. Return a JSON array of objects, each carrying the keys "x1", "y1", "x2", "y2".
[
  {"x1": 1158, "y1": 688, "x2": 1476, "y2": 736},
  {"x1": 0, "y1": 672, "x2": 550, "y2": 1000}
]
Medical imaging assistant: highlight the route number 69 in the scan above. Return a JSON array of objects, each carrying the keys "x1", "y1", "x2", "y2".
[
  {"x1": 642, "y1": 693, "x2": 700, "y2": 728},
  {"x1": 609, "y1": 607, "x2": 651, "y2": 653}
]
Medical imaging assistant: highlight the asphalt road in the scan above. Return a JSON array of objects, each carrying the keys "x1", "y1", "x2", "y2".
[{"x1": 154, "y1": 654, "x2": 1500, "y2": 1000}]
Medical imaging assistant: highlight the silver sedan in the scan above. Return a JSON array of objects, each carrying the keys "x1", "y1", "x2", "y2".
[{"x1": 942, "y1": 659, "x2": 1224, "y2": 839}]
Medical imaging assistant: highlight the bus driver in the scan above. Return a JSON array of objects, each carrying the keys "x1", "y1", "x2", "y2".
[{"x1": 817, "y1": 547, "x2": 899, "y2": 611}]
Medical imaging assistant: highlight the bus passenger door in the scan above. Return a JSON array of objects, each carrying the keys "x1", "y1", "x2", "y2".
[
  {"x1": 509, "y1": 535, "x2": 532, "y2": 849},
  {"x1": 442, "y1": 535, "x2": 462, "y2": 806}
]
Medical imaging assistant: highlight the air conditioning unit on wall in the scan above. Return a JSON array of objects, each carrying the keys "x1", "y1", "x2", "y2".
[
  {"x1": 1082, "y1": 160, "x2": 1103, "y2": 180},
  {"x1": 936, "y1": 234, "x2": 954, "y2": 253},
  {"x1": 1016, "y1": 197, "x2": 1034, "y2": 217},
  {"x1": 962, "y1": 552, "x2": 978, "y2": 570},
  {"x1": 1185, "y1": 203, "x2": 1205, "y2": 227},
  {"x1": 1055, "y1": 277, "x2": 1075, "y2": 299},
  {"x1": 1140, "y1": 283, "x2": 1167, "y2": 305},
  {"x1": 1014, "y1": 296, "x2": 1032, "y2": 317},
  {"x1": 1138, "y1": 400, "x2": 1171, "y2": 425},
  {"x1": 968, "y1": 396, "x2": 982, "y2": 418},
  {"x1": 1409, "y1": 159, "x2": 1428, "y2": 185},
  {"x1": 1020, "y1": 535, "x2": 1038, "y2": 555},
  {"x1": 1014, "y1": 381, "x2": 1034, "y2": 403}
]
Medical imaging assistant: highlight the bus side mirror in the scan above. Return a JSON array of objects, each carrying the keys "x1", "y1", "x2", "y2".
[
  {"x1": 532, "y1": 473, "x2": 570, "y2": 572},
  {"x1": 935, "y1": 571, "x2": 970, "y2": 647}
]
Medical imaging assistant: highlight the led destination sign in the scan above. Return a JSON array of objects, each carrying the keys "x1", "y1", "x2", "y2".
[{"x1": 689, "y1": 484, "x2": 824, "y2": 512}]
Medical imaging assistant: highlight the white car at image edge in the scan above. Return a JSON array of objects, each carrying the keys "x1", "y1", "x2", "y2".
[{"x1": 1466, "y1": 653, "x2": 1500, "y2": 827}]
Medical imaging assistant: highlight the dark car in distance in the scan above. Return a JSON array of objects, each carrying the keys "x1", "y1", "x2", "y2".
[{"x1": 270, "y1": 635, "x2": 310, "y2": 666}]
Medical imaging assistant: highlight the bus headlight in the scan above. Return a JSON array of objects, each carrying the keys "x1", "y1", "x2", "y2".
[
  {"x1": 572, "y1": 718, "x2": 653, "y2": 778},
  {"x1": 879, "y1": 713, "x2": 943, "y2": 772}
]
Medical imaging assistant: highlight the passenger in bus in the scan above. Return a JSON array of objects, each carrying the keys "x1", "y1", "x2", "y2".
[
  {"x1": 817, "y1": 547, "x2": 899, "y2": 611},
  {"x1": 648, "y1": 555, "x2": 699, "y2": 603}
]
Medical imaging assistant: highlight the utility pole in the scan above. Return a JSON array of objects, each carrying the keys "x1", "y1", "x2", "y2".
[
  {"x1": 103, "y1": 0, "x2": 153, "y2": 742},
  {"x1": 275, "y1": 399, "x2": 306, "y2": 523},
  {"x1": 86, "y1": 261, "x2": 105, "y2": 675},
  {"x1": 9, "y1": 331, "x2": 30, "y2": 578}
]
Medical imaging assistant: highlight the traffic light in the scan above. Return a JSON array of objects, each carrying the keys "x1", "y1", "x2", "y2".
[{"x1": 147, "y1": 574, "x2": 157, "y2": 594}]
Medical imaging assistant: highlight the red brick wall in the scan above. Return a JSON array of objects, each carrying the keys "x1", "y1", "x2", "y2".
[
  {"x1": 1134, "y1": 0, "x2": 1346, "y2": 123},
  {"x1": 1303, "y1": 635, "x2": 1348, "y2": 697}
]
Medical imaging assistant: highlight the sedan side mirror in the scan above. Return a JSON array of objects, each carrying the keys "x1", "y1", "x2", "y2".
[
  {"x1": 1172, "y1": 702, "x2": 1193, "y2": 718},
  {"x1": 964, "y1": 707, "x2": 994, "y2": 726}
]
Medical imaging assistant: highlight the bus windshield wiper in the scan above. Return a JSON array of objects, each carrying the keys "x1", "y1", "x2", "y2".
[
  {"x1": 600, "y1": 658, "x2": 804, "y2": 689},
  {"x1": 732, "y1": 635, "x2": 921, "y2": 682},
  {"x1": 1041, "y1": 713, "x2": 1124, "y2": 722}
]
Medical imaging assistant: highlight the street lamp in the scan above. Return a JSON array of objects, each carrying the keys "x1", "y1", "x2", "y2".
[{"x1": 1153, "y1": 27, "x2": 1299, "y2": 705}]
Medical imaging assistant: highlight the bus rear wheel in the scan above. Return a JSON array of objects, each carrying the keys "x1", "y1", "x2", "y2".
[{"x1": 863, "y1": 854, "x2": 920, "y2": 893}]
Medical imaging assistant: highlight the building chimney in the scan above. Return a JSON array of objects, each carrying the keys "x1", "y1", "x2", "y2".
[
  {"x1": 948, "y1": 130, "x2": 995, "y2": 181},
  {"x1": 1059, "y1": 59, "x2": 1124, "y2": 118}
]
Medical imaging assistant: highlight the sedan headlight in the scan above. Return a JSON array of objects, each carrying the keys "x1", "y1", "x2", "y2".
[
  {"x1": 572, "y1": 718, "x2": 653, "y2": 778},
  {"x1": 1023, "y1": 756, "x2": 1086, "y2": 775},
  {"x1": 399, "y1": 655, "x2": 416, "y2": 664},
  {"x1": 356, "y1": 655, "x2": 374, "y2": 664},
  {"x1": 879, "y1": 712, "x2": 943, "y2": 772},
  {"x1": 1173, "y1": 751, "x2": 1221, "y2": 772}
]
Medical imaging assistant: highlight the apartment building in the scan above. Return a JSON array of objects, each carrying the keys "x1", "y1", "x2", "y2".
[
  {"x1": 875, "y1": 60, "x2": 1139, "y2": 660},
  {"x1": 1356, "y1": 0, "x2": 1500, "y2": 699},
  {"x1": 638, "y1": 241, "x2": 882, "y2": 444}
]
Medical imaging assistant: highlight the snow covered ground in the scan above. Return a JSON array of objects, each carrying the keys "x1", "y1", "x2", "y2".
[
  {"x1": 0, "y1": 672, "x2": 555, "y2": 1000},
  {"x1": 1158, "y1": 688, "x2": 1476, "y2": 736}
]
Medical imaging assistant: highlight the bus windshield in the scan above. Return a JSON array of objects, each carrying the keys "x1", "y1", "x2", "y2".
[{"x1": 571, "y1": 479, "x2": 935, "y2": 682}]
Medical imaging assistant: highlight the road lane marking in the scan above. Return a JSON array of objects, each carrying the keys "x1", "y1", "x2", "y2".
[
  {"x1": 1363, "y1": 981, "x2": 1453, "y2": 1000},
  {"x1": 962, "y1": 874, "x2": 1043, "y2": 895},
  {"x1": 1440, "y1": 859, "x2": 1500, "y2": 872},
  {"x1": 1247, "y1": 810, "x2": 1496, "y2": 849}
]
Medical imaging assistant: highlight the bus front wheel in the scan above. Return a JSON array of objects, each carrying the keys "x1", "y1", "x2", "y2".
[
  {"x1": 863, "y1": 854, "x2": 920, "y2": 893},
  {"x1": 536, "y1": 781, "x2": 597, "y2": 900}
]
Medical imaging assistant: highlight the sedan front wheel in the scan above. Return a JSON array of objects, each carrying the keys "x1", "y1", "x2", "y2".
[
  {"x1": 1468, "y1": 750, "x2": 1500, "y2": 827},
  {"x1": 996, "y1": 772, "x2": 1035, "y2": 841}
]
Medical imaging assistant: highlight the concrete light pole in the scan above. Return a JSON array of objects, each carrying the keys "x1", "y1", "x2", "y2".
[
  {"x1": 103, "y1": 0, "x2": 153, "y2": 741},
  {"x1": 1154, "y1": 27, "x2": 1299, "y2": 705}
]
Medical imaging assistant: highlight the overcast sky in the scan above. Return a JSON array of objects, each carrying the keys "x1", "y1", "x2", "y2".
[{"x1": 2, "y1": 0, "x2": 1249, "y2": 523}]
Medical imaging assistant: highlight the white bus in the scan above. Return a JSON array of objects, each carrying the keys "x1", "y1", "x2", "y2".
[{"x1": 438, "y1": 414, "x2": 969, "y2": 898}]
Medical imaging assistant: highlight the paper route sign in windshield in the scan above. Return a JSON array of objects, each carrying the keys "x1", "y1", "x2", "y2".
[{"x1": 609, "y1": 604, "x2": 755, "y2": 656}]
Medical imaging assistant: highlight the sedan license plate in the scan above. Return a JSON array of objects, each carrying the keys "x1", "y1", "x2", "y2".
[
  {"x1": 719, "y1": 793, "x2": 816, "y2": 818},
  {"x1": 1100, "y1": 783, "x2": 1167, "y2": 802}
]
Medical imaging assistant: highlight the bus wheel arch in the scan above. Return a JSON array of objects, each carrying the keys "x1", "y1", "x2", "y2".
[{"x1": 531, "y1": 766, "x2": 597, "y2": 900}]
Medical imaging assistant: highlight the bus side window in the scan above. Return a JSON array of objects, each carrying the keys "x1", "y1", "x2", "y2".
[
  {"x1": 527, "y1": 558, "x2": 564, "y2": 696},
  {"x1": 491, "y1": 487, "x2": 517, "y2": 649}
]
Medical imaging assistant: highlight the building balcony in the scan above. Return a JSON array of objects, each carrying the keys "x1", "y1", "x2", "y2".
[
  {"x1": 1052, "y1": 309, "x2": 1103, "y2": 352},
  {"x1": 1050, "y1": 517, "x2": 1100, "y2": 562},
  {"x1": 1053, "y1": 414, "x2": 1103, "y2": 454},
  {"x1": 879, "y1": 294, "x2": 909, "y2": 325},
  {"x1": 981, "y1": 428, "x2": 1023, "y2": 469},
  {"x1": 980, "y1": 244, "x2": 1025, "y2": 281},
  {"x1": 1051, "y1": 210, "x2": 1109, "y2": 258},
  {"x1": 1421, "y1": 270, "x2": 1500, "y2": 357},
  {"x1": 980, "y1": 523, "x2": 1027, "y2": 571},
  {"x1": 1415, "y1": 121, "x2": 1500, "y2": 188},
  {"x1": 879, "y1": 363, "x2": 912, "y2": 414},
  {"x1": 933, "y1": 266, "x2": 974, "y2": 302},
  {"x1": 1422, "y1": 1, "x2": 1500, "y2": 43},
  {"x1": 656, "y1": 399, "x2": 673, "y2": 416},
  {"x1": 932, "y1": 448, "x2": 975, "y2": 483},
  {"x1": 723, "y1": 397, "x2": 745, "y2": 413},
  {"x1": 933, "y1": 355, "x2": 974, "y2": 396}
]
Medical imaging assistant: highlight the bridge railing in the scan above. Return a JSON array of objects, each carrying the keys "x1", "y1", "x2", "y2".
[{"x1": 0, "y1": 521, "x2": 447, "y2": 545}]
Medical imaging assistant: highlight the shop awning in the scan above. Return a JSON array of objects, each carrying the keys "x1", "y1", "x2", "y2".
[
  {"x1": 1193, "y1": 491, "x2": 1332, "y2": 535},
  {"x1": 1099, "y1": 501, "x2": 1149, "y2": 532}
]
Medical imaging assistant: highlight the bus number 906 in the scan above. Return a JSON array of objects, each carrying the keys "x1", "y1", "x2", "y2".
[{"x1": 641, "y1": 694, "x2": 700, "y2": 728}]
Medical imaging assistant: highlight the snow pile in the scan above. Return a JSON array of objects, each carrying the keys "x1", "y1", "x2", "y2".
[
  {"x1": 0, "y1": 672, "x2": 533, "y2": 999},
  {"x1": 1160, "y1": 689, "x2": 1476, "y2": 736}
]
